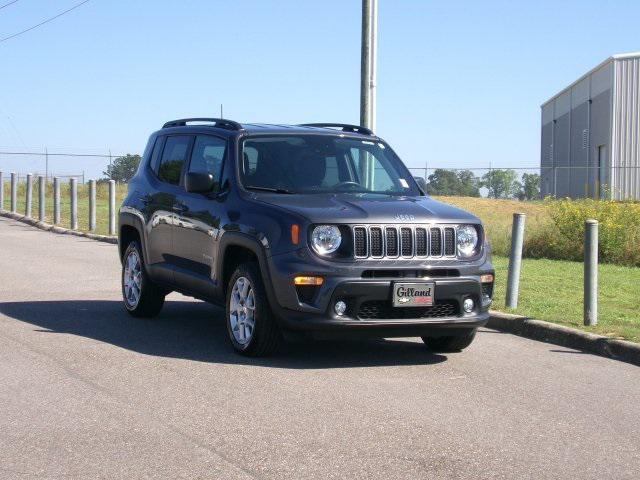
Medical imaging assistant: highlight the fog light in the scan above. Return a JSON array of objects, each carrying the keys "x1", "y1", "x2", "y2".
[
  {"x1": 463, "y1": 298, "x2": 475, "y2": 313},
  {"x1": 334, "y1": 300, "x2": 347, "y2": 316},
  {"x1": 481, "y1": 273, "x2": 494, "y2": 283}
]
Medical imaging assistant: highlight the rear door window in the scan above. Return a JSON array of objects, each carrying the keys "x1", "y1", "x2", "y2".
[
  {"x1": 188, "y1": 135, "x2": 227, "y2": 187},
  {"x1": 157, "y1": 135, "x2": 191, "y2": 185}
]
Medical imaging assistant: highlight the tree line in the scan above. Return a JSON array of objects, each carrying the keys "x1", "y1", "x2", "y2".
[{"x1": 425, "y1": 169, "x2": 540, "y2": 200}]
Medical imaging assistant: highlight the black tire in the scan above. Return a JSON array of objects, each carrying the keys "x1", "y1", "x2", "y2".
[
  {"x1": 121, "y1": 240, "x2": 165, "y2": 318},
  {"x1": 225, "y1": 262, "x2": 282, "y2": 356},
  {"x1": 421, "y1": 328, "x2": 477, "y2": 352}
]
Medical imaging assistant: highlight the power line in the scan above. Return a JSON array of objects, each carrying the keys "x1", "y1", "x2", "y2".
[
  {"x1": 0, "y1": 151, "x2": 128, "y2": 159},
  {"x1": 0, "y1": 0, "x2": 22, "y2": 11},
  {"x1": 0, "y1": 0, "x2": 91, "y2": 44}
]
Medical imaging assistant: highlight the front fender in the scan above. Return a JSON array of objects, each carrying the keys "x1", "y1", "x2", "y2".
[{"x1": 215, "y1": 231, "x2": 280, "y2": 309}]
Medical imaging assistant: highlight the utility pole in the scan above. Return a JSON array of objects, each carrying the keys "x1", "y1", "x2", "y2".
[
  {"x1": 220, "y1": 104, "x2": 224, "y2": 119},
  {"x1": 360, "y1": 0, "x2": 378, "y2": 131}
]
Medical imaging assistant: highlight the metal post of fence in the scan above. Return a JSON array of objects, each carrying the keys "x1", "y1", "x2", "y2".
[
  {"x1": 0, "y1": 171, "x2": 4, "y2": 210},
  {"x1": 89, "y1": 179, "x2": 96, "y2": 231},
  {"x1": 25, "y1": 173, "x2": 33, "y2": 218},
  {"x1": 70, "y1": 177, "x2": 78, "y2": 230},
  {"x1": 108, "y1": 180, "x2": 116, "y2": 236},
  {"x1": 38, "y1": 176, "x2": 45, "y2": 221},
  {"x1": 11, "y1": 172, "x2": 17, "y2": 213},
  {"x1": 505, "y1": 213, "x2": 526, "y2": 309},
  {"x1": 584, "y1": 219, "x2": 598, "y2": 326},
  {"x1": 53, "y1": 177, "x2": 61, "y2": 225}
]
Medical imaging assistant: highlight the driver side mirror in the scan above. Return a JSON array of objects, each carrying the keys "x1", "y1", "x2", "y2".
[
  {"x1": 413, "y1": 176, "x2": 428, "y2": 194},
  {"x1": 185, "y1": 171, "x2": 217, "y2": 194}
]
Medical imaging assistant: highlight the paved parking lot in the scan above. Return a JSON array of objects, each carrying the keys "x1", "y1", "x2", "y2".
[{"x1": 1, "y1": 216, "x2": 639, "y2": 479}]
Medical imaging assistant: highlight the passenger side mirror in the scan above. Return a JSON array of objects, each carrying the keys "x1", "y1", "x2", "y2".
[
  {"x1": 413, "y1": 176, "x2": 428, "y2": 194},
  {"x1": 185, "y1": 171, "x2": 216, "y2": 194}
]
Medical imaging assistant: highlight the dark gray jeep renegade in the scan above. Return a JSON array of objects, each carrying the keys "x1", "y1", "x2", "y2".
[{"x1": 119, "y1": 119, "x2": 494, "y2": 356}]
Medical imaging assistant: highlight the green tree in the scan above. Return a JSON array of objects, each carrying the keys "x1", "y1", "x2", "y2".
[
  {"x1": 103, "y1": 154, "x2": 141, "y2": 182},
  {"x1": 517, "y1": 173, "x2": 541, "y2": 200},
  {"x1": 456, "y1": 169, "x2": 481, "y2": 197},
  {"x1": 427, "y1": 169, "x2": 480, "y2": 197},
  {"x1": 481, "y1": 169, "x2": 519, "y2": 199}
]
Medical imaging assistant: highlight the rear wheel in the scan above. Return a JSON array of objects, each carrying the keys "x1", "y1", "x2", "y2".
[
  {"x1": 122, "y1": 241, "x2": 165, "y2": 318},
  {"x1": 225, "y1": 262, "x2": 282, "y2": 356},
  {"x1": 421, "y1": 328, "x2": 477, "y2": 352}
]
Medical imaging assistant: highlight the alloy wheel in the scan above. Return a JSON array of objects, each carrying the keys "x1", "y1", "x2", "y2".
[
  {"x1": 123, "y1": 250, "x2": 142, "y2": 308},
  {"x1": 229, "y1": 276, "x2": 256, "y2": 345}
]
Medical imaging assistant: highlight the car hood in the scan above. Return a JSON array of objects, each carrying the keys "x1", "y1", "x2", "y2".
[{"x1": 251, "y1": 193, "x2": 480, "y2": 224}]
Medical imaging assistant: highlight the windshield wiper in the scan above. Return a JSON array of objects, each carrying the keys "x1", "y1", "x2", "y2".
[{"x1": 245, "y1": 186, "x2": 295, "y2": 194}]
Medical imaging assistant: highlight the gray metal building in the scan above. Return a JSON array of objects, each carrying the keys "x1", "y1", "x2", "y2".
[{"x1": 541, "y1": 52, "x2": 640, "y2": 200}]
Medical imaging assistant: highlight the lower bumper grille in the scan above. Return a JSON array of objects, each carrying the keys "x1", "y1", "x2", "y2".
[{"x1": 357, "y1": 300, "x2": 460, "y2": 320}]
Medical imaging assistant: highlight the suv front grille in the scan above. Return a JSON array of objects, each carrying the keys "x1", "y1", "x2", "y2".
[
  {"x1": 354, "y1": 227, "x2": 367, "y2": 257},
  {"x1": 370, "y1": 227, "x2": 383, "y2": 257},
  {"x1": 353, "y1": 225, "x2": 458, "y2": 260},
  {"x1": 444, "y1": 228, "x2": 456, "y2": 256},
  {"x1": 357, "y1": 300, "x2": 459, "y2": 320},
  {"x1": 385, "y1": 227, "x2": 398, "y2": 256}
]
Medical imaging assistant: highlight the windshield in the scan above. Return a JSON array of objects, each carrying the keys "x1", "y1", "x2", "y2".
[{"x1": 240, "y1": 135, "x2": 419, "y2": 195}]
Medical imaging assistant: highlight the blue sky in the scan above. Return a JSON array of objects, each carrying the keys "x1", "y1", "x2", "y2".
[{"x1": 0, "y1": 0, "x2": 639, "y2": 178}]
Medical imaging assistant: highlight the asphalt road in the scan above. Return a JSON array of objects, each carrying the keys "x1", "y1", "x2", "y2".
[{"x1": 1, "y1": 216, "x2": 639, "y2": 479}]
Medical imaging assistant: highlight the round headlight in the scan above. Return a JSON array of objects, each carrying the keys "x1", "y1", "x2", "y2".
[
  {"x1": 457, "y1": 225, "x2": 479, "y2": 257},
  {"x1": 311, "y1": 225, "x2": 342, "y2": 255}
]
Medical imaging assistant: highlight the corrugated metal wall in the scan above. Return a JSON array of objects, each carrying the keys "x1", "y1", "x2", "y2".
[
  {"x1": 540, "y1": 104, "x2": 554, "y2": 197},
  {"x1": 611, "y1": 57, "x2": 640, "y2": 200},
  {"x1": 540, "y1": 61, "x2": 614, "y2": 199},
  {"x1": 589, "y1": 65, "x2": 612, "y2": 199}
]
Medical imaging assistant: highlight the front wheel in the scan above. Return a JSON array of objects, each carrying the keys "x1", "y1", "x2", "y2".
[
  {"x1": 421, "y1": 328, "x2": 477, "y2": 352},
  {"x1": 122, "y1": 241, "x2": 165, "y2": 318},
  {"x1": 225, "y1": 262, "x2": 282, "y2": 356}
]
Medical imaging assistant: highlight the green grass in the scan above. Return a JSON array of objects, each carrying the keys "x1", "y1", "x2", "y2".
[{"x1": 492, "y1": 255, "x2": 640, "y2": 342}]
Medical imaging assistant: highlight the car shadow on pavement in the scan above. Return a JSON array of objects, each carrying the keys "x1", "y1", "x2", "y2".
[{"x1": 0, "y1": 300, "x2": 447, "y2": 369}]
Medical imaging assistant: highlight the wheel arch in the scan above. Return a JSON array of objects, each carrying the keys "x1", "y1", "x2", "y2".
[
  {"x1": 118, "y1": 211, "x2": 149, "y2": 266},
  {"x1": 216, "y1": 232, "x2": 278, "y2": 308}
]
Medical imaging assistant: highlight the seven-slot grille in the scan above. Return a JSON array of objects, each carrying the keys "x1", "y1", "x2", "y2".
[{"x1": 353, "y1": 225, "x2": 458, "y2": 259}]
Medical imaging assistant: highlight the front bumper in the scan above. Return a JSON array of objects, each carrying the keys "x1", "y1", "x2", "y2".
[{"x1": 264, "y1": 249, "x2": 493, "y2": 336}]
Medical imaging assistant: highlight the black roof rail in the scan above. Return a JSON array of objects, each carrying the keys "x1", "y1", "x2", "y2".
[
  {"x1": 162, "y1": 118, "x2": 243, "y2": 131},
  {"x1": 298, "y1": 123, "x2": 374, "y2": 136}
]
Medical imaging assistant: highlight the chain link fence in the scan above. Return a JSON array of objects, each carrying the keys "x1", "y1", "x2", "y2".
[
  {"x1": 0, "y1": 150, "x2": 131, "y2": 184},
  {"x1": 3, "y1": 150, "x2": 639, "y2": 200}
]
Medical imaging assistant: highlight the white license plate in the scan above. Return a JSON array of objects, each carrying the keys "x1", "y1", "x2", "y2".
[{"x1": 392, "y1": 282, "x2": 435, "y2": 307}]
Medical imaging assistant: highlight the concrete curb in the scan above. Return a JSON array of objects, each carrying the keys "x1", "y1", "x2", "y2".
[
  {"x1": 0, "y1": 210, "x2": 118, "y2": 245},
  {"x1": 488, "y1": 311, "x2": 640, "y2": 367}
]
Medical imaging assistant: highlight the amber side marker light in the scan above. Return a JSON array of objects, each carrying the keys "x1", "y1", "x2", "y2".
[
  {"x1": 481, "y1": 274, "x2": 494, "y2": 283},
  {"x1": 294, "y1": 276, "x2": 324, "y2": 286},
  {"x1": 291, "y1": 224, "x2": 300, "y2": 245}
]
